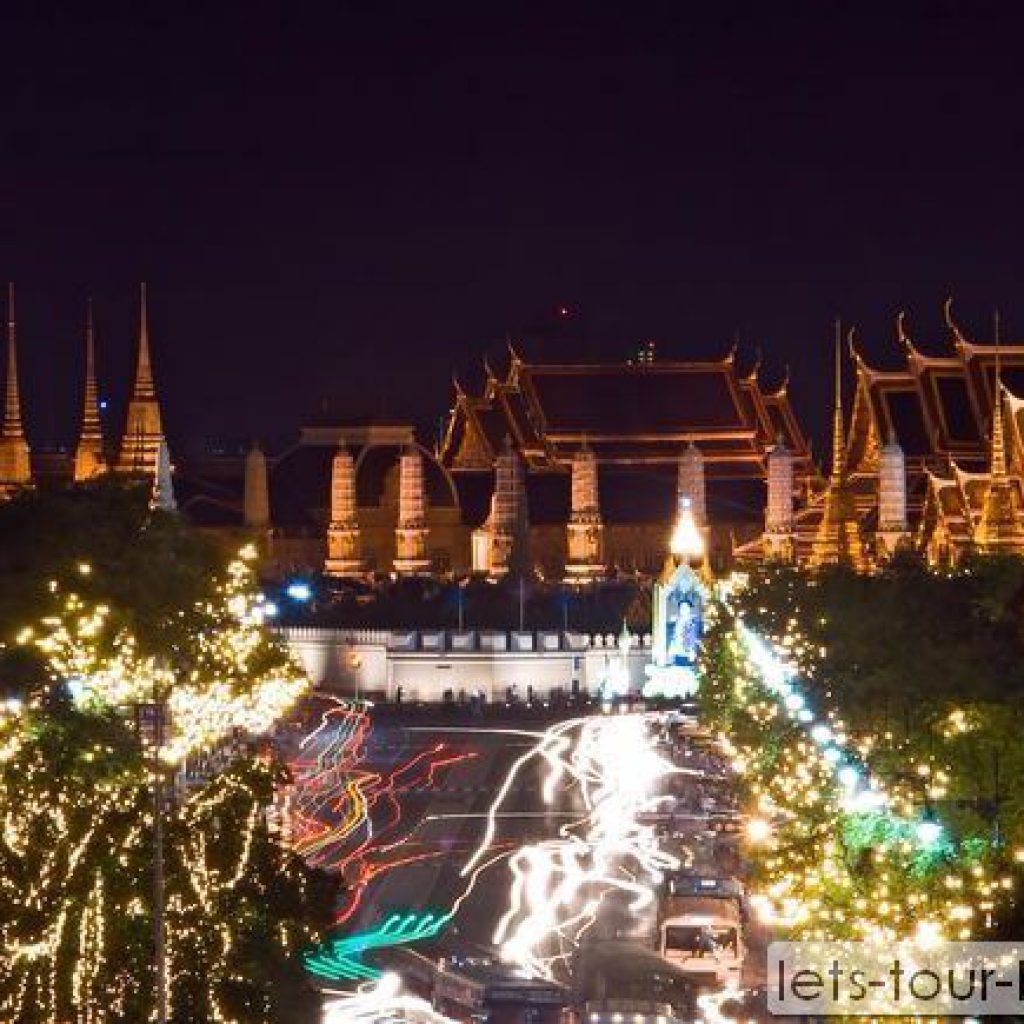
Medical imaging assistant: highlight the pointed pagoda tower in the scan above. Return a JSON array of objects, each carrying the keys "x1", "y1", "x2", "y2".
[
  {"x1": 151, "y1": 439, "x2": 176, "y2": 512},
  {"x1": 811, "y1": 322, "x2": 865, "y2": 569},
  {"x1": 117, "y1": 283, "x2": 166, "y2": 476},
  {"x1": 325, "y1": 446, "x2": 364, "y2": 576},
  {"x1": 976, "y1": 313, "x2": 1024, "y2": 554},
  {"x1": 0, "y1": 283, "x2": 32, "y2": 491},
  {"x1": 243, "y1": 441, "x2": 271, "y2": 529},
  {"x1": 488, "y1": 436, "x2": 528, "y2": 578},
  {"x1": 875, "y1": 429, "x2": 908, "y2": 559},
  {"x1": 677, "y1": 442, "x2": 707, "y2": 527},
  {"x1": 565, "y1": 443, "x2": 604, "y2": 581},
  {"x1": 394, "y1": 446, "x2": 431, "y2": 574},
  {"x1": 73, "y1": 299, "x2": 106, "y2": 481},
  {"x1": 764, "y1": 436, "x2": 795, "y2": 561}
]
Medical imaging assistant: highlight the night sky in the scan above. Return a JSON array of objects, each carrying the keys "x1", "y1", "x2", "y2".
[{"x1": 3, "y1": 2, "x2": 1023, "y2": 457}]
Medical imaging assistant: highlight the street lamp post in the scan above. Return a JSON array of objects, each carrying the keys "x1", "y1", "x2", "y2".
[
  {"x1": 136, "y1": 691, "x2": 168, "y2": 1024},
  {"x1": 153, "y1": 715, "x2": 167, "y2": 1024}
]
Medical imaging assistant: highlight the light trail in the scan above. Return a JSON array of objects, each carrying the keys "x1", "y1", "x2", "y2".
[
  {"x1": 465, "y1": 713, "x2": 685, "y2": 982},
  {"x1": 288, "y1": 697, "x2": 475, "y2": 922},
  {"x1": 301, "y1": 713, "x2": 704, "y2": 995},
  {"x1": 321, "y1": 973, "x2": 459, "y2": 1024}
]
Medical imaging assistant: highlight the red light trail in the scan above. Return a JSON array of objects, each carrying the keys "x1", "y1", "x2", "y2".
[{"x1": 287, "y1": 698, "x2": 475, "y2": 923}]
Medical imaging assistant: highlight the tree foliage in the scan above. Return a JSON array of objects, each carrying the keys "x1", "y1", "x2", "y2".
[
  {"x1": 734, "y1": 555, "x2": 1024, "y2": 854},
  {"x1": 0, "y1": 481, "x2": 335, "y2": 1024}
]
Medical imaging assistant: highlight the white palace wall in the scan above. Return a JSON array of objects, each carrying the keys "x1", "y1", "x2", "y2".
[{"x1": 284, "y1": 627, "x2": 652, "y2": 702}]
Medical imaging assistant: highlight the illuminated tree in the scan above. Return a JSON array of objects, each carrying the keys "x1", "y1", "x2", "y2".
[
  {"x1": 0, "y1": 482, "x2": 335, "y2": 1024},
  {"x1": 700, "y1": 585, "x2": 1018, "y2": 945}
]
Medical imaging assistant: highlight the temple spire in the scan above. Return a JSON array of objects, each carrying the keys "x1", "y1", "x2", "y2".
[
  {"x1": 134, "y1": 282, "x2": 155, "y2": 400},
  {"x1": 991, "y1": 310, "x2": 1007, "y2": 478},
  {"x1": 74, "y1": 299, "x2": 106, "y2": 480},
  {"x1": 565, "y1": 443, "x2": 604, "y2": 581},
  {"x1": 243, "y1": 440, "x2": 270, "y2": 529},
  {"x1": 976, "y1": 312, "x2": 1024, "y2": 553},
  {"x1": 4, "y1": 283, "x2": 23, "y2": 440},
  {"x1": 0, "y1": 283, "x2": 31, "y2": 489},
  {"x1": 324, "y1": 446, "x2": 364, "y2": 576},
  {"x1": 810, "y1": 319, "x2": 864, "y2": 569},
  {"x1": 117, "y1": 283, "x2": 165, "y2": 475},
  {"x1": 830, "y1": 318, "x2": 845, "y2": 481}
]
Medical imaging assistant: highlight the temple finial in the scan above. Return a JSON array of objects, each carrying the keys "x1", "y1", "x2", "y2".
[
  {"x1": 830, "y1": 318, "x2": 845, "y2": 480},
  {"x1": 0, "y1": 282, "x2": 31, "y2": 485},
  {"x1": 73, "y1": 297, "x2": 105, "y2": 480},
  {"x1": 746, "y1": 345, "x2": 763, "y2": 382},
  {"x1": 4, "y1": 282, "x2": 23, "y2": 439},
  {"x1": 133, "y1": 281, "x2": 154, "y2": 400},
  {"x1": 992, "y1": 308, "x2": 1006, "y2": 478},
  {"x1": 85, "y1": 297, "x2": 96, "y2": 393},
  {"x1": 944, "y1": 296, "x2": 967, "y2": 346},
  {"x1": 895, "y1": 309, "x2": 912, "y2": 352},
  {"x1": 116, "y1": 282, "x2": 165, "y2": 475}
]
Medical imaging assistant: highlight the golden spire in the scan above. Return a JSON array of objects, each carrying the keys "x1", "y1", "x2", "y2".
[
  {"x1": 976, "y1": 306, "x2": 1024, "y2": 554},
  {"x1": 991, "y1": 309, "x2": 1006, "y2": 478},
  {"x1": 0, "y1": 283, "x2": 31, "y2": 488},
  {"x1": 74, "y1": 299, "x2": 105, "y2": 480},
  {"x1": 83, "y1": 299, "x2": 101, "y2": 434},
  {"x1": 810, "y1": 318, "x2": 864, "y2": 570},
  {"x1": 132, "y1": 282, "x2": 155, "y2": 401},
  {"x1": 830, "y1": 318, "x2": 845, "y2": 481},
  {"x1": 116, "y1": 283, "x2": 165, "y2": 475},
  {"x1": 4, "y1": 283, "x2": 24, "y2": 440}
]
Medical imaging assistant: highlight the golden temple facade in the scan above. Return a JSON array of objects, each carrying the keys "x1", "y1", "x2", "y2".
[
  {"x1": 738, "y1": 304, "x2": 1024, "y2": 568},
  {"x1": 204, "y1": 314, "x2": 1024, "y2": 580}
]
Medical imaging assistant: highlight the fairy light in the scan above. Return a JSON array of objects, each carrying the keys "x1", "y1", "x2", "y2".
[
  {"x1": 0, "y1": 546, "x2": 322, "y2": 1024},
  {"x1": 699, "y1": 574, "x2": 1016, "y2": 949}
]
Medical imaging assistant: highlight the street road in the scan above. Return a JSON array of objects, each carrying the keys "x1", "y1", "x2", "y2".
[{"x1": 286, "y1": 699, "x2": 751, "y2": 1016}]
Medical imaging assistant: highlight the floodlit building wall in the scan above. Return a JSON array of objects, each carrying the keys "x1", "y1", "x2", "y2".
[{"x1": 283, "y1": 627, "x2": 651, "y2": 701}]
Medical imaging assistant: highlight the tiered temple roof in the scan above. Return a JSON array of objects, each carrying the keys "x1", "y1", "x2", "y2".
[
  {"x1": 738, "y1": 304, "x2": 1024, "y2": 566},
  {"x1": 440, "y1": 347, "x2": 808, "y2": 478},
  {"x1": 847, "y1": 306, "x2": 1024, "y2": 479}
]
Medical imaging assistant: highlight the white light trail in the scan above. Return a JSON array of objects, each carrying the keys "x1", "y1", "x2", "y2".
[
  {"x1": 472, "y1": 713, "x2": 683, "y2": 981},
  {"x1": 321, "y1": 973, "x2": 458, "y2": 1023}
]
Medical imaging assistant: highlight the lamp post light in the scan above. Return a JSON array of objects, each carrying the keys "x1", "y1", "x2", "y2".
[{"x1": 670, "y1": 497, "x2": 705, "y2": 566}]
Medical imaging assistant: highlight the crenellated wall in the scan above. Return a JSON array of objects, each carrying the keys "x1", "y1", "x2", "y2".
[{"x1": 284, "y1": 626, "x2": 653, "y2": 701}]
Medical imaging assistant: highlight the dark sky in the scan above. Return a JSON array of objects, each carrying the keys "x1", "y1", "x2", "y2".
[{"x1": 3, "y1": 1, "x2": 1023, "y2": 457}]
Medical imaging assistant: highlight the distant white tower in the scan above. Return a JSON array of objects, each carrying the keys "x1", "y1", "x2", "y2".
[
  {"x1": 394, "y1": 446, "x2": 431, "y2": 574},
  {"x1": 243, "y1": 441, "x2": 270, "y2": 529},
  {"x1": 677, "y1": 443, "x2": 707, "y2": 528},
  {"x1": 566, "y1": 445, "x2": 604, "y2": 581},
  {"x1": 151, "y1": 440, "x2": 176, "y2": 513},
  {"x1": 876, "y1": 434, "x2": 908, "y2": 558},
  {"x1": 325, "y1": 446, "x2": 363, "y2": 576},
  {"x1": 764, "y1": 438, "x2": 794, "y2": 561}
]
